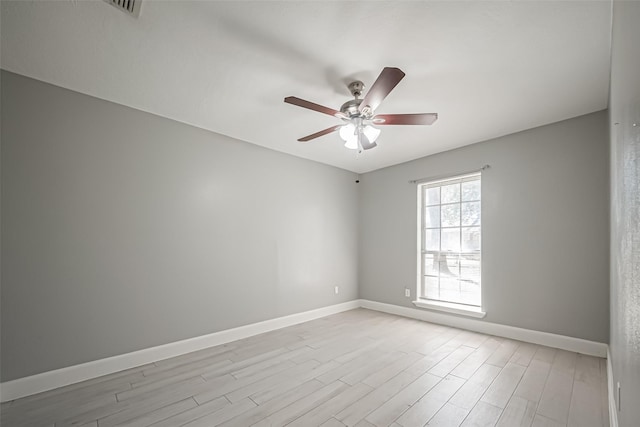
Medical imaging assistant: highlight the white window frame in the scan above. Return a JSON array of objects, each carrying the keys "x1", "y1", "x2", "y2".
[{"x1": 414, "y1": 172, "x2": 486, "y2": 318}]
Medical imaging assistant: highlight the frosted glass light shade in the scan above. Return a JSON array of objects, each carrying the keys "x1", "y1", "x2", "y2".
[
  {"x1": 339, "y1": 123, "x2": 380, "y2": 150},
  {"x1": 363, "y1": 125, "x2": 381, "y2": 143},
  {"x1": 340, "y1": 123, "x2": 358, "y2": 149},
  {"x1": 339, "y1": 123, "x2": 356, "y2": 140}
]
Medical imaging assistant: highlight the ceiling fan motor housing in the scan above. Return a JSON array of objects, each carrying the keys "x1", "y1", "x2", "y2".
[{"x1": 340, "y1": 98, "x2": 364, "y2": 118}]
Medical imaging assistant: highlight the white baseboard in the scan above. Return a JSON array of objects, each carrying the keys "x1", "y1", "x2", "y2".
[
  {"x1": 607, "y1": 348, "x2": 619, "y2": 427},
  {"x1": 359, "y1": 299, "x2": 608, "y2": 358},
  {"x1": 0, "y1": 300, "x2": 360, "y2": 403},
  {"x1": 1, "y1": 298, "x2": 609, "y2": 403}
]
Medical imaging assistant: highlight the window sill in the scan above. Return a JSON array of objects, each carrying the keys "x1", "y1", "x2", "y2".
[{"x1": 412, "y1": 300, "x2": 486, "y2": 318}]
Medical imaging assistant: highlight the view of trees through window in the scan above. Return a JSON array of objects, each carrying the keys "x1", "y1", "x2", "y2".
[{"x1": 419, "y1": 173, "x2": 481, "y2": 307}]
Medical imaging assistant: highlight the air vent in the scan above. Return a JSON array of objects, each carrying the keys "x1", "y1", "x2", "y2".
[{"x1": 103, "y1": 0, "x2": 141, "y2": 18}]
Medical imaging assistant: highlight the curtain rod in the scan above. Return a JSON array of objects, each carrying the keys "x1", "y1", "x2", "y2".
[{"x1": 408, "y1": 164, "x2": 490, "y2": 184}]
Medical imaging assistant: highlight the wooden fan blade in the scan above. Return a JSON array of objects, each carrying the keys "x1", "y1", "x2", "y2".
[
  {"x1": 373, "y1": 113, "x2": 438, "y2": 125},
  {"x1": 297, "y1": 125, "x2": 342, "y2": 142},
  {"x1": 285, "y1": 96, "x2": 343, "y2": 118},
  {"x1": 359, "y1": 67, "x2": 405, "y2": 113}
]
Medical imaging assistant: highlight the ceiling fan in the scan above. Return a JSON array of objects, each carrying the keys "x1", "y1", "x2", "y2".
[{"x1": 284, "y1": 67, "x2": 438, "y2": 151}]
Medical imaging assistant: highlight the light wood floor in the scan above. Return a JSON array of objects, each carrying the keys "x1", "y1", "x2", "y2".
[{"x1": 1, "y1": 309, "x2": 609, "y2": 427}]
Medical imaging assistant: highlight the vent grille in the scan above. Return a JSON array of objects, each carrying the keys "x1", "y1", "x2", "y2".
[{"x1": 103, "y1": 0, "x2": 141, "y2": 18}]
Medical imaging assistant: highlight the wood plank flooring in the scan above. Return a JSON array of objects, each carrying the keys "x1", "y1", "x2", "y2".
[{"x1": 0, "y1": 309, "x2": 609, "y2": 427}]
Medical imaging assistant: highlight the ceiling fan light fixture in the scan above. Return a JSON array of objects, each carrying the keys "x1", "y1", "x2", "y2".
[
  {"x1": 344, "y1": 138, "x2": 359, "y2": 150},
  {"x1": 363, "y1": 125, "x2": 381, "y2": 143},
  {"x1": 340, "y1": 123, "x2": 380, "y2": 150},
  {"x1": 339, "y1": 123, "x2": 356, "y2": 140},
  {"x1": 340, "y1": 123, "x2": 358, "y2": 149}
]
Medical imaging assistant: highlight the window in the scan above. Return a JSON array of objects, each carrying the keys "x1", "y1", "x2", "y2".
[{"x1": 417, "y1": 173, "x2": 482, "y2": 311}]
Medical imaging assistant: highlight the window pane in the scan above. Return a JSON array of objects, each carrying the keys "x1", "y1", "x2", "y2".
[
  {"x1": 439, "y1": 254, "x2": 460, "y2": 277},
  {"x1": 439, "y1": 276, "x2": 460, "y2": 302},
  {"x1": 423, "y1": 276, "x2": 439, "y2": 300},
  {"x1": 462, "y1": 227, "x2": 481, "y2": 252},
  {"x1": 461, "y1": 201, "x2": 481, "y2": 226},
  {"x1": 423, "y1": 254, "x2": 439, "y2": 276},
  {"x1": 441, "y1": 228, "x2": 460, "y2": 252},
  {"x1": 424, "y1": 206, "x2": 440, "y2": 228},
  {"x1": 459, "y1": 255, "x2": 481, "y2": 305},
  {"x1": 441, "y1": 183, "x2": 460, "y2": 203},
  {"x1": 424, "y1": 229, "x2": 440, "y2": 251},
  {"x1": 462, "y1": 179, "x2": 480, "y2": 201},
  {"x1": 459, "y1": 280, "x2": 481, "y2": 306},
  {"x1": 460, "y1": 255, "x2": 480, "y2": 283},
  {"x1": 425, "y1": 187, "x2": 440, "y2": 206},
  {"x1": 441, "y1": 204, "x2": 460, "y2": 227}
]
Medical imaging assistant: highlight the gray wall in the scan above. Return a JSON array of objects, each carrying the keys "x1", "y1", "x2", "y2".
[
  {"x1": 359, "y1": 111, "x2": 609, "y2": 343},
  {"x1": 0, "y1": 68, "x2": 614, "y2": 384},
  {"x1": 0, "y1": 71, "x2": 359, "y2": 382},
  {"x1": 609, "y1": 1, "x2": 640, "y2": 425}
]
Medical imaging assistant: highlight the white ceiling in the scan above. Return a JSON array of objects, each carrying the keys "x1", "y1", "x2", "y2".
[{"x1": 1, "y1": 0, "x2": 611, "y2": 173}]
